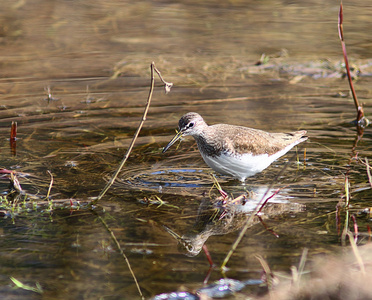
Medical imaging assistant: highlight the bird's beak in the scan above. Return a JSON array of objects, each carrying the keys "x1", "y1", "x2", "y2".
[
  {"x1": 162, "y1": 130, "x2": 183, "y2": 153},
  {"x1": 163, "y1": 225, "x2": 183, "y2": 242}
]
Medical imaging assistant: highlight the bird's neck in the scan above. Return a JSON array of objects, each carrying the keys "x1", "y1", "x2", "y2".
[{"x1": 193, "y1": 127, "x2": 222, "y2": 157}]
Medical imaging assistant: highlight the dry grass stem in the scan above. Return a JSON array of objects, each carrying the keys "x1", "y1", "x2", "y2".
[
  {"x1": 46, "y1": 170, "x2": 54, "y2": 199},
  {"x1": 347, "y1": 230, "x2": 366, "y2": 275},
  {"x1": 297, "y1": 248, "x2": 308, "y2": 284},
  {"x1": 10, "y1": 172, "x2": 23, "y2": 193},
  {"x1": 344, "y1": 174, "x2": 350, "y2": 207},
  {"x1": 255, "y1": 255, "x2": 275, "y2": 290}
]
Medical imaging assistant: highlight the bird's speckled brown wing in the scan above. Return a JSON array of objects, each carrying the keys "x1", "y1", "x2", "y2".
[{"x1": 208, "y1": 124, "x2": 307, "y2": 156}]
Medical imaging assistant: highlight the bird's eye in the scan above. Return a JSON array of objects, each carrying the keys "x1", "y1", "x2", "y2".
[
  {"x1": 188, "y1": 122, "x2": 194, "y2": 128},
  {"x1": 186, "y1": 244, "x2": 194, "y2": 252}
]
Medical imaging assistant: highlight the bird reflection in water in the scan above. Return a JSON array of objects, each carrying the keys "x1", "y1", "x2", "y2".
[{"x1": 163, "y1": 186, "x2": 303, "y2": 259}]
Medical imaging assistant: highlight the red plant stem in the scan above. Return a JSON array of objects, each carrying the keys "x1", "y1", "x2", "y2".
[
  {"x1": 10, "y1": 121, "x2": 17, "y2": 156},
  {"x1": 256, "y1": 215, "x2": 279, "y2": 238},
  {"x1": 10, "y1": 121, "x2": 17, "y2": 140},
  {"x1": 338, "y1": 3, "x2": 364, "y2": 122},
  {"x1": 257, "y1": 186, "x2": 286, "y2": 214}
]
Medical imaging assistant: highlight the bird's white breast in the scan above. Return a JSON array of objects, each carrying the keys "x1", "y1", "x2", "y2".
[{"x1": 200, "y1": 142, "x2": 298, "y2": 181}]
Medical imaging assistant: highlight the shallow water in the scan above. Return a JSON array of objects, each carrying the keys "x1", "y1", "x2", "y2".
[{"x1": 0, "y1": 0, "x2": 371, "y2": 299}]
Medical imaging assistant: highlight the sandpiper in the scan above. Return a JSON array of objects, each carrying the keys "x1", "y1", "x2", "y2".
[{"x1": 162, "y1": 112, "x2": 308, "y2": 181}]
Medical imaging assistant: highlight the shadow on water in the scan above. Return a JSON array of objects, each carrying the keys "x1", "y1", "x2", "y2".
[{"x1": 0, "y1": 0, "x2": 372, "y2": 299}]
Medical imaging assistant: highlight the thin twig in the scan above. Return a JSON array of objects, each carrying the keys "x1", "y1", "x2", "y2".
[
  {"x1": 95, "y1": 213, "x2": 144, "y2": 300},
  {"x1": 338, "y1": 2, "x2": 369, "y2": 126},
  {"x1": 94, "y1": 62, "x2": 172, "y2": 203},
  {"x1": 338, "y1": 3, "x2": 360, "y2": 111}
]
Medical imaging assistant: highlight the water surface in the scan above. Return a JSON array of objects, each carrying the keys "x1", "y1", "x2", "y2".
[{"x1": 0, "y1": 1, "x2": 371, "y2": 299}]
